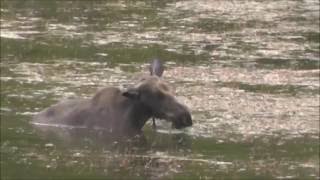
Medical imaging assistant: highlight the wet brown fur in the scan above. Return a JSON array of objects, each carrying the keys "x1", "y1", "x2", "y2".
[{"x1": 33, "y1": 76, "x2": 192, "y2": 135}]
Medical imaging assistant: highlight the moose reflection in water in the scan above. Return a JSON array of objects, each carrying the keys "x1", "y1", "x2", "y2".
[{"x1": 33, "y1": 60, "x2": 192, "y2": 136}]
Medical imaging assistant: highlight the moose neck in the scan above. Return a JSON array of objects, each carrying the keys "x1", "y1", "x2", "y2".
[{"x1": 123, "y1": 99, "x2": 153, "y2": 132}]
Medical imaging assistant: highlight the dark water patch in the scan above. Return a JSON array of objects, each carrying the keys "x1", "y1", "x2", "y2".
[
  {"x1": 1, "y1": 1, "x2": 124, "y2": 24},
  {"x1": 101, "y1": 44, "x2": 208, "y2": 66},
  {"x1": 253, "y1": 58, "x2": 320, "y2": 70},
  {"x1": 281, "y1": 15, "x2": 309, "y2": 23},
  {"x1": 1, "y1": 0, "x2": 167, "y2": 33},
  {"x1": 1, "y1": 91, "x2": 56, "y2": 114},
  {"x1": 245, "y1": 19, "x2": 276, "y2": 29},
  {"x1": 203, "y1": 43, "x2": 221, "y2": 51},
  {"x1": 174, "y1": 167, "x2": 273, "y2": 180},
  {"x1": 194, "y1": 18, "x2": 242, "y2": 33},
  {"x1": 0, "y1": 77, "x2": 76, "y2": 113},
  {"x1": 304, "y1": 31, "x2": 320, "y2": 43},
  {"x1": 1, "y1": 37, "x2": 207, "y2": 65},
  {"x1": 1, "y1": 38, "x2": 99, "y2": 62},
  {"x1": 0, "y1": 64, "x2": 21, "y2": 79},
  {"x1": 249, "y1": 134, "x2": 319, "y2": 161},
  {"x1": 217, "y1": 81, "x2": 319, "y2": 96},
  {"x1": 227, "y1": 40, "x2": 260, "y2": 52},
  {"x1": 191, "y1": 137, "x2": 251, "y2": 160}
]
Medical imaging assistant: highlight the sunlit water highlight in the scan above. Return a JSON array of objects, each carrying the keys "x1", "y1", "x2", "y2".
[{"x1": 1, "y1": 0, "x2": 319, "y2": 179}]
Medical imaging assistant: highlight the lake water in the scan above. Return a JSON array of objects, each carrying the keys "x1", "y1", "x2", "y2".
[{"x1": 1, "y1": 0, "x2": 319, "y2": 179}]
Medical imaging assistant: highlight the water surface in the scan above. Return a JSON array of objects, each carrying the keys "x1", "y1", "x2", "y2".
[{"x1": 1, "y1": 0, "x2": 319, "y2": 179}]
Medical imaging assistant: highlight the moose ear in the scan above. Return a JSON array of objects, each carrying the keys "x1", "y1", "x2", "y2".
[
  {"x1": 122, "y1": 88, "x2": 140, "y2": 100},
  {"x1": 149, "y1": 59, "x2": 164, "y2": 77}
]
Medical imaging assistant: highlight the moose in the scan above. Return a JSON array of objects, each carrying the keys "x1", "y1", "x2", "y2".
[{"x1": 33, "y1": 59, "x2": 192, "y2": 135}]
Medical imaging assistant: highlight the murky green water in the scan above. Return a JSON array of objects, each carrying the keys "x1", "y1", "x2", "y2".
[{"x1": 1, "y1": 0, "x2": 319, "y2": 179}]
